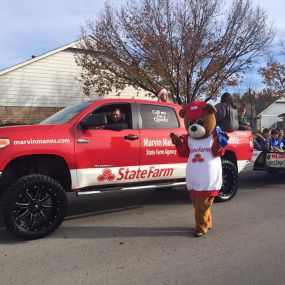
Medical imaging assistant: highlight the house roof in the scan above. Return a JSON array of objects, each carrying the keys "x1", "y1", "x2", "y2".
[
  {"x1": 0, "y1": 36, "x2": 94, "y2": 76},
  {"x1": 257, "y1": 97, "x2": 285, "y2": 117}
]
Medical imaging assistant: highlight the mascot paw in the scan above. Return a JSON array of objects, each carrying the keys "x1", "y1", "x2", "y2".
[
  {"x1": 170, "y1": 132, "x2": 182, "y2": 145},
  {"x1": 218, "y1": 134, "x2": 228, "y2": 147},
  {"x1": 215, "y1": 126, "x2": 229, "y2": 147}
]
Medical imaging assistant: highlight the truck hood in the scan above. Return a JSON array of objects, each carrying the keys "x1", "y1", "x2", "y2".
[{"x1": 0, "y1": 124, "x2": 73, "y2": 142}]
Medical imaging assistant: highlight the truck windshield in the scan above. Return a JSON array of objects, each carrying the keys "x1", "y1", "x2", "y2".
[{"x1": 40, "y1": 101, "x2": 94, "y2": 125}]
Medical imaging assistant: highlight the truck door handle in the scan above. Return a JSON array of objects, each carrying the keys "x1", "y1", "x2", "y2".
[{"x1": 124, "y1": 135, "x2": 139, "y2": 140}]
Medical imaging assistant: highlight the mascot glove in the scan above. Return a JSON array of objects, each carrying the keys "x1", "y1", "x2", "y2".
[{"x1": 215, "y1": 126, "x2": 229, "y2": 148}]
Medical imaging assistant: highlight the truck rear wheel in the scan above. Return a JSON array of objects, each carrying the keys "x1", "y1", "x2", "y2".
[
  {"x1": 216, "y1": 160, "x2": 238, "y2": 202},
  {"x1": 2, "y1": 174, "x2": 67, "y2": 240}
]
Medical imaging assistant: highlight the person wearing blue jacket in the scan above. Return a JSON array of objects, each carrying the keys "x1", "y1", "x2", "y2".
[{"x1": 271, "y1": 129, "x2": 284, "y2": 152}]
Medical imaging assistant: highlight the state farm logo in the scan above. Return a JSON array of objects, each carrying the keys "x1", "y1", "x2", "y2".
[
  {"x1": 97, "y1": 166, "x2": 174, "y2": 183},
  {"x1": 192, "y1": 153, "x2": 204, "y2": 163},
  {"x1": 97, "y1": 169, "x2": 116, "y2": 182}
]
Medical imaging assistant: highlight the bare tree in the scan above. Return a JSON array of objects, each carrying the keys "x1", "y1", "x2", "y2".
[
  {"x1": 76, "y1": 0, "x2": 275, "y2": 105},
  {"x1": 259, "y1": 40, "x2": 285, "y2": 96},
  {"x1": 238, "y1": 87, "x2": 280, "y2": 118},
  {"x1": 254, "y1": 88, "x2": 281, "y2": 114}
]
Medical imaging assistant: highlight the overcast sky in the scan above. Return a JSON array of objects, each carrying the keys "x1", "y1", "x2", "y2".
[{"x1": 0, "y1": 0, "x2": 284, "y2": 72}]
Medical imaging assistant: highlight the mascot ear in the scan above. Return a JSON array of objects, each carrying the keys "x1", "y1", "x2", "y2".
[
  {"x1": 203, "y1": 104, "x2": 217, "y2": 115},
  {"x1": 179, "y1": 108, "x2": 186, "y2": 118}
]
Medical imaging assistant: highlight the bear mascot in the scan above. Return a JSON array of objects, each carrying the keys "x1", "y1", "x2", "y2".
[{"x1": 170, "y1": 101, "x2": 228, "y2": 237}]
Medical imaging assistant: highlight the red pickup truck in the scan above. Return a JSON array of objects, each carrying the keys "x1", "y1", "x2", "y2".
[{"x1": 0, "y1": 99, "x2": 253, "y2": 239}]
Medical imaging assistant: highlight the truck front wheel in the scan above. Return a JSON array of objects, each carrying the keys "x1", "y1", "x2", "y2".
[
  {"x1": 2, "y1": 174, "x2": 67, "y2": 239},
  {"x1": 216, "y1": 160, "x2": 238, "y2": 202}
]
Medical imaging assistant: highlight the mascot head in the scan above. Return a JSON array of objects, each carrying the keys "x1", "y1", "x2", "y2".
[{"x1": 179, "y1": 101, "x2": 217, "y2": 139}]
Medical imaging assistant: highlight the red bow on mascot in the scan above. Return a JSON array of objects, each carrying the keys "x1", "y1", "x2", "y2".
[{"x1": 170, "y1": 101, "x2": 228, "y2": 237}]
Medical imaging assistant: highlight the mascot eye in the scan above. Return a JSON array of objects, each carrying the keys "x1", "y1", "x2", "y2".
[
  {"x1": 196, "y1": 119, "x2": 204, "y2": 126},
  {"x1": 188, "y1": 120, "x2": 194, "y2": 126}
]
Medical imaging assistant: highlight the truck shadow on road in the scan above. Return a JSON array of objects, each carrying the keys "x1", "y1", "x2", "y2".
[
  {"x1": 65, "y1": 187, "x2": 189, "y2": 220},
  {"x1": 55, "y1": 226, "x2": 195, "y2": 239},
  {"x1": 0, "y1": 225, "x2": 196, "y2": 243}
]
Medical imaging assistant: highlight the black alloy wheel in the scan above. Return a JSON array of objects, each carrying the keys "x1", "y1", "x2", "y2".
[
  {"x1": 216, "y1": 160, "x2": 238, "y2": 202},
  {"x1": 2, "y1": 174, "x2": 67, "y2": 239}
]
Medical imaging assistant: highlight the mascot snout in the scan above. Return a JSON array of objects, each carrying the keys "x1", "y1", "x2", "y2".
[{"x1": 188, "y1": 124, "x2": 206, "y2": 138}]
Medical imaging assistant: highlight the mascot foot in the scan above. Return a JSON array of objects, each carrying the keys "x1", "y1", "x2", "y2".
[{"x1": 194, "y1": 232, "x2": 205, "y2": 237}]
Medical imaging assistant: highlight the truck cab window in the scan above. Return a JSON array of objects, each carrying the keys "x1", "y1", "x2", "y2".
[
  {"x1": 91, "y1": 103, "x2": 132, "y2": 130},
  {"x1": 139, "y1": 104, "x2": 179, "y2": 129}
]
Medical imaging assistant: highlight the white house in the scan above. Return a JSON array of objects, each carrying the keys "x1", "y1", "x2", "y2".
[
  {"x1": 256, "y1": 97, "x2": 285, "y2": 130},
  {"x1": 0, "y1": 38, "x2": 150, "y2": 124}
]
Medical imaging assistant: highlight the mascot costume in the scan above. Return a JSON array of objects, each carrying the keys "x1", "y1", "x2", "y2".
[{"x1": 170, "y1": 101, "x2": 228, "y2": 237}]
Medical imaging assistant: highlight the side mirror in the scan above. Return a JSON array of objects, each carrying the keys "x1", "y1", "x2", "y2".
[{"x1": 79, "y1": 114, "x2": 107, "y2": 130}]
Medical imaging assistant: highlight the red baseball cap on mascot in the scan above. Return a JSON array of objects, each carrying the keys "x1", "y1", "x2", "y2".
[{"x1": 185, "y1": 101, "x2": 207, "y2": 120}]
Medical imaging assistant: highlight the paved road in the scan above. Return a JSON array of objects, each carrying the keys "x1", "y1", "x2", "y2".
[{"x1": 0, "y1": 170, "x2": 285, "y2": 285}]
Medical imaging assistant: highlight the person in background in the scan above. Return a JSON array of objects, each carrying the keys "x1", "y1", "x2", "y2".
[
  {"x1": 253, "y1": 137, "x2": 260, "y2": 150},
  {"x1": 278, "y1": 130, "x2": 285, "y2": 150},
  {"x1": 256, "y1": 128, "x2": 271, "y2": 151},
  {"x1": 104, "y1": 108, "x2": 129, "y2": 131},
  {"x1": 255, "y1": 128, "x2": 272, "y2": 167},
  {"x1": 215, "y1": 92, "x2": 239, "y2": 131},
  {"x1": 271, "y1": 129, "x2": 284, "y2": 152},
  {"x1": 157, "y1": 88, "x2": 168, "y2": 102},
  {"x1": 238, "y1": 106, "x2": 250, "y2": 130}
]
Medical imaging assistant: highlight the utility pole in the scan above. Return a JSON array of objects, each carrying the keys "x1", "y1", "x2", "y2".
[{"x1": 248, "y1": 87, "x2": 255, "y2": 131}]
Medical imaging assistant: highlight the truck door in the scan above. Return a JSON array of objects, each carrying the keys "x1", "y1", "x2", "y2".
[
  {"x1": 138, "y1": 103, "x2": 187, "y2": 183},
  {"x1": 74, "y1": 102, "x2": 140, "y2": 189}
]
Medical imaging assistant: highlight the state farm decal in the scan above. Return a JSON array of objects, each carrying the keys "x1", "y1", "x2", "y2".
[
  {"x1": 13, "y1": 138, "x2": 71, "y2": 145},
  {"x1": 97, "y1": 166, "x2": 174, "y2": 182},
  {"x1": 74, "y1": 163, "x2": 187, "y2": 189},
  {"x1": 144, "y1": 138, "x2": 172, "y2": 147},
  {"x1": 144, "y1": 137, "x2": 177, "y2": 156},
  {"x1": 190, "y1": 147, "x2": 211, "y2": 154},
  {"x1": 192, "y1": 153, "x2": 204, "y2": 163},
  {"x1": 146, "y1": 149, "x2": 177, "y2": 156},
  {"x1": 97, "y1": 169, "x2": 116, "y2": 182},
  {"x1": 152, "y1": 110, "x2": 168, "y2": 123}
]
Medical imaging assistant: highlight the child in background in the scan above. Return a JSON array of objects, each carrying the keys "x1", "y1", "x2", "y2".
[
  {"x1": 254, "y1": 128, "x2": 272, "y2": 167},
  {"x1": 157, "y1": 88, "x2": 168, "y2": 102},
  {"x1": 238, "y1": 106, "x2": 250, "y2": 130},
  {"x1": 278, "y1": 130, "x2": 285, "y2": 150},
  {"x1": 256, "y1": 128, "x2": 271, "y2": 151},
  {"x1": 271, "y1": 129, "x2": 284, "y2": 152}
]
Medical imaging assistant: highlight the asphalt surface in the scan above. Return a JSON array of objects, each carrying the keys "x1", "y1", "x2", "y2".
[{"x1": 0, "y1": 170, "x2": 285, "y2": 285}]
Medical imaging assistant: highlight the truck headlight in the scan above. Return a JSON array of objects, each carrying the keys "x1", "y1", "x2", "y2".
[{"x1": 0, "y1": 138, "x2": 10, "y2": 149}]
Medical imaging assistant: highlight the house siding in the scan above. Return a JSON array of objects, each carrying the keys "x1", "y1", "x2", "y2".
[
  {"x1": 258, "y1": 99, "x2": 285, "y2": 130},
  {"x1": 0, "y1": 49, "x2": 86, "y2": 107},
  {"x1": 0, "y1": 47, "x2": 151, "y2": 123}
]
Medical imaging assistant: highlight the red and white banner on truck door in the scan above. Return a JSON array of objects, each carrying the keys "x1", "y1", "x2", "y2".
[{"x1": 70, "y1": 163, "x2": 187, "y2": 190}]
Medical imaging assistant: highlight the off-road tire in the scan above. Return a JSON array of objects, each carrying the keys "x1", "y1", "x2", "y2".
[
  {"x1": 215, "y1": 160, "x2": 238, "y2": 202},
  {"x1": 2, "y1": 174, "x2": 67, "y2": 240}
]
